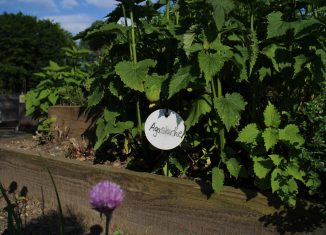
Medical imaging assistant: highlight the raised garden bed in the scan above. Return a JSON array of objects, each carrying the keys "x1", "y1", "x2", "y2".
[
  {"x1": 48, "y1": 106, "x2": 102, "y2": 143},
  {"x1": 0, "y1": 137, "x2": 325, "y2": 235}
]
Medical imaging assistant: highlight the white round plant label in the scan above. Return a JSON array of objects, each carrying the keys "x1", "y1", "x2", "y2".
[{"x1": 144, "y1": 109, "x2": 185, "y2": 150}]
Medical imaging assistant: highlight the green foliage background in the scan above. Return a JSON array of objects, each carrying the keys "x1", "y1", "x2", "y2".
[{"x1": 27, "y1": 0, "x2": 325, "y2": 205}]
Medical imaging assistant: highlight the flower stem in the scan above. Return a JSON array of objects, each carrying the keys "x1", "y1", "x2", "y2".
[
  {"x1": 105, "y1": 212, "x2": 112, "y2": 235},
  {"x1": 105, "y1": 216, "x2": 109, "y2": 235}
]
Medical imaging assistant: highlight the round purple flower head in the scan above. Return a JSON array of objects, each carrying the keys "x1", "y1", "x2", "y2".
[{"x1": 89, "y1": 181, "x2": 124, "y2": 215}]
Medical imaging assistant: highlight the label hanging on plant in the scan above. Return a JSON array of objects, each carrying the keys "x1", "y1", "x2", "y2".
[{"x1": 144, "y1": 109, "x2": 185, "y2": 150}]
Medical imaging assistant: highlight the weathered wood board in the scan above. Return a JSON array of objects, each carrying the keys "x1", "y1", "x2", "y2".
[
  {"x1": 0, "y1": 147, "x2": 325, "y2": 235},
  {"x1": 48, "y1": 106, "x2": 102, "y2": 142}
]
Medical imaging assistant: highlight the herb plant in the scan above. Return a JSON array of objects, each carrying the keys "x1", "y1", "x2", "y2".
[{"x1": 70, "y1": 0, "x2": 326, "y2": 204}]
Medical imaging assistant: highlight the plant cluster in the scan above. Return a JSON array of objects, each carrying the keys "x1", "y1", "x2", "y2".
[
  {"x1": 26, "y1": 0, "x2": 325, "y2": 206},
  {"x1": 26, "y1": 46, "x2": 94, "y2": 137},
  {"x1": 74, "y1": 0, "x2": 326, "y2": 205}
]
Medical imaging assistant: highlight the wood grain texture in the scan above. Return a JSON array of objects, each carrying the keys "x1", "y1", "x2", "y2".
[
  {"x1": 48, "y1": 106, "x2": 102, "y2": 141},
  {"x1": 0, "y1": 147, "x2": 325, "y2": 235}
]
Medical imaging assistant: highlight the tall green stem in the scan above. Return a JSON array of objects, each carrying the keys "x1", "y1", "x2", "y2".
[
  {"x1": 122, "y1": 5, "x2": 133, "y2": 61},
  {"x1": 217, "y1": 78, "x2": 225, "y2": 151},
  {"x1": 130, "y1": 10, "x2": 142, "y2": 140},
  {"x1": 250, "y1": 12, "x2": 257, "y2": 122},
  {"x1": 166, "y1": 0, "x2": 170, "y2": 22},
  {"x1": 130, "y1": 11, "x2": 137, "y2": 64}
]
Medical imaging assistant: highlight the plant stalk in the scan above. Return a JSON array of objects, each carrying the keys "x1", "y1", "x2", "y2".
[
  {"x1": 166, "y1": 0, "x2": 170, "y2": 22},
  {"x1": 250, "y1": 12, "x2": 257, "y2": 122},
  {"x1": 130, "y1": 10, "x2": 137, "y2": 64},
  {"x1": 217, "y1": 78, "x2": 225, "y2": 151},
  {"x1": 122, "y1": 4, "x2": 133, "y2": 61},
  {"x1": 47, "y1": 168, "x2": 65, "y2": 235},
  {"x1": 105, "y1": 215, "x2": 109, "y2": 235},
  {"x1": 130, "y1": 10, "x2": 142, "y2": 140}
]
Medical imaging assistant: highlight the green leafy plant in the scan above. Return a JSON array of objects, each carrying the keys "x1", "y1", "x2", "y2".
[
  {"x1": 236, "y1": 103, "x2": 320, "y2": 205},
  {"x1": 26, "y1": 46, "x2": 93, "y2": 118},
  {"x1": 26, "y1": 46, "x2": 93, "y2": 140},
  {"x1": 74, "y1": 0, "x2": 325, "y2": 204}
]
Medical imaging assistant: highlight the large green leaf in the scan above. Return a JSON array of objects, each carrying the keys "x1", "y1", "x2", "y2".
[
  {"x1": 253, "y1": 157, "x2": 273, "y2": 179},
  {"x1": 115, "y1": 59, "x2": 157, "y2": 92},
  {"x1": 48, "y1": 93, "x2": 58, "y2": 105},
  {"x1": 38, "y1": 89, "x2": 51, "y2": 100},
  {"x1": 263, "y1": 102, "x2": 281, "y2": 128},
  {"x1": 262, "y1": 44, "x2": 284, "y2": 72},
  {"x1": 40, "y1": 102, "x2": 49, "y2": 113},
  {"x1": 236, "y1": 123, "x2": 260, "y2": 145},
  {"x1": 226, "y1": 158, "x2": 241, "y2": 178},
  {"x1": 169, "y1": 66, "x2": 195, "y2": 99},
  {"x1": 86, "y1": 22, "x2": 127, "y2": 41},
  {"x1": 144, "y1": 73, "x2": 167, "y2": 102},
  {"x1": 286, "y1": 162, "x2": 305, "y2": 182},
  {"x1": 271, "y1": 168, "x2": 282, "y2": 193},
  {"x1": 198, "y1": 40, "x2": 232, "y2": 84},
  {"x1": 258, "y1": 67, "x2": 271, "y2": 82},
  {"x1": 183, "y1": 32, "x2": 196, "y2": 52},
  {"x1": 233, "y1": 45, "x2": 248, "y2": 82},
  {"x1": 293, "y1": 55, "x2": 308, "y2": 78},
  {"x1": 111, "y1": 121, "x2": 134, "y2": 134},
  {"x1": 214, "y1": 93, "x2": 247, "y2": 131},
  {"x1": 46, "y1": 60, "x2": 66, "y2": 71},
  {"x1": 267, "y1": 11, "x2": 292, "y2": 39},
  {"x1": 87, "y1": 87, "x2": 104, "y2": 107},
  {"x1": 185, "y1": 95, "x2": 211, "y2": 129},
  {"x1": 198, "y1": 51, "x2": 221, "y2": 84},
  {"x1": 212, "y1": 167, "x2": 224, "y2": 193},
  {"x1": 262, "y1": 127, "x2": 278, "y2": 151},
  {"x1": 207, "y1": 0, "x2": 235, "y2": 30},
  {"x1": 169, "y1": 155, "x2": 190, "y2": 175},
  {"x1": 95, "y1": 116, "x2": 133, "y2": 150},
  {"x1": 279, "y1": 124, "x2": 304, "y2": 147},
  {"x1": 95, "y1": 117, "x2": 110, "y2": 150},
  {"x1": 103, "y1": 109, "x2": 120, "y2": 123},
  {"x1": 26, "y1": 91, "x2": 39, "y2": 116},
  {"x1": 294, "y1": 18, "x2": 323, "y2": 39},
  {"x1": 269, "y1": 154, "x2": 283, "y2": 167}
]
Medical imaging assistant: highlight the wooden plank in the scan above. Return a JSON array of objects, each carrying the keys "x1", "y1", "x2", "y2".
[
  {"x1": 48, "y1": 106, "x2": 102, "y2": 141},
  {"x1": 0, "y1": 147, "x2": 325, "y2": 235}
]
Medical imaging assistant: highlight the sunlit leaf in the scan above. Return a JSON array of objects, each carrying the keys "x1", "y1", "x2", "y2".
[
  {"x1": 253, "y1": 157, "x2": 273, "y2": 179},
  {"x1": 236, "y1": 123, "x2": 260, "y2": 144},
  {"x1": 226, "y1": 158, "x2": 241, "y2": 178},
  {"x1": 212, "y1": 167, "x2": 224, "y2": 193},
  {"x1": 115, "y1": 59, "x2": 157, "y2": 92},
  {"x1": 279, "y1": 124, "x2": 304, "y2": 147},
  {"x1": 214, "y1": 93, "x2": 247, "y2": 131},
  {"x1": 185, "y1": 95, "x2": 211, "y2": 129},
  {"x1": 169, "y1": 66, "x2": 195, "y2": 99},
  {"x1": 262, "y1": 127, "x2": 278, "y2": 151},
  {"x1": 263, "y1": 102, "x2": 281, "y2": 128},
  {"x1": 87, "y1": 87, "x2": 104, "y2": 107}
]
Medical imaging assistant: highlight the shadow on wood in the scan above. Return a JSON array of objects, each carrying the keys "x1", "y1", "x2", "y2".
[
  {"x1": 259, "y1": 200, "x2": 326, "y2": 235},
  {"x1": 0, "y1": 147, "x2": 325, "y2": 235}
]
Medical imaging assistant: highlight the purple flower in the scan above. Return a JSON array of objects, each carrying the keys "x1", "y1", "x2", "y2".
[{"x1": 89, "y1": 181, "x2": 124, "y2": 215}]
